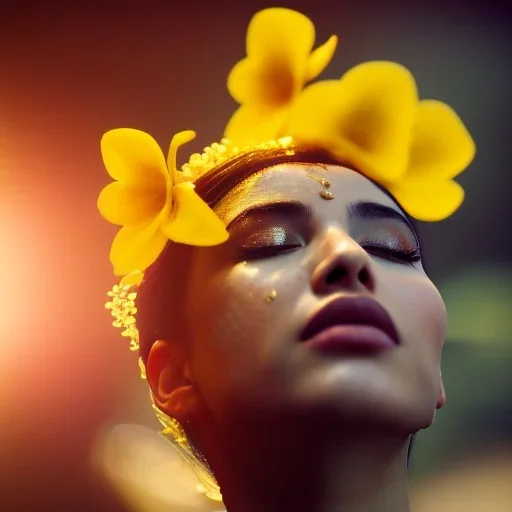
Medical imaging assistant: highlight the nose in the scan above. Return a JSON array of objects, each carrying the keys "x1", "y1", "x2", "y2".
[{"x1": 311, "y1": 227, "x2": 375, "y2": 295}]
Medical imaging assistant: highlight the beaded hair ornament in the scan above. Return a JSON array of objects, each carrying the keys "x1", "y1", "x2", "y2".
[{"x1": 98, "y1": 7, "x2": 475, "y2": 503}]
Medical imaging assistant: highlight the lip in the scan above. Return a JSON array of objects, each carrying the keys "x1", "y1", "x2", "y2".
[{"x1": 301, "y1": 296, "x2": 400, "y2": 353}]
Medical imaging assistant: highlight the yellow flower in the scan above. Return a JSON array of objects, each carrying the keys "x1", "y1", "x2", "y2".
[
  {"x1": 225, "y1": 7, "x2": 338, "y2": 146},
  {"x1": 97, "y1": 129, "x2": 228, "y2": 276},
  {"x1": 286, "y1": 61, "x2": 476, "y2": 221},
  {"x1": 286, "y1": 61, "x2": 419, "y2": 182},
  {"x1": 120, "y1": 270, "x2": 144, "y2": 287},
  {"x1": 387, "y1": 100, "x2": 476, "y2": 221}
]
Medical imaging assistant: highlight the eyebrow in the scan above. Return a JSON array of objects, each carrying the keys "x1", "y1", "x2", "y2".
[
  {"x1": 227, "y1": 199, "x2": 417, "y2": 240},
  {"x1": 226, "y1": 200, "x2": 313, "y2": 229},
  {"x1": 348, "y1": 201, "x2": 417, "y2": 238}
]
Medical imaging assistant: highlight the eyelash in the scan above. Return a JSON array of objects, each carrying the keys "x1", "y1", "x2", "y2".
[
  {"x1": 239, "y1": 233, "x2": 304, "y2": 259},
  {"x1": 363, "y1": 245, "x2": 421, "y2": 264},
  {"x1": 239, "y1": 234, "x2": 420, "y2": 265},
  {"x1": 239, "y1": 245, "x2": 300, "y2": 260}
]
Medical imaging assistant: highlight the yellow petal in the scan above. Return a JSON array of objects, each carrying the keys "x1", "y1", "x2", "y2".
[
  {"x1": 162, "y1": 183, "x2": 228, "y2": 246},
  {"x1": 224, "y1": 104, "x2": 287, "y2": 147},
  {"x1": 246, "y1": 8, "x2": 315, "y2": 58},
  {"x1": 101, "y1": 129, "x2": 169, "y2": 186},
  {"x1": 287, "y1": 61, "x2": 419, "y2": 182},
  {"x1": 227, "y1": 8, "x2": 316, "y2": 108},
  {"x1": 167, "y1": 130, "x2": 197, "y2": 185},
  {"x1": 388, "y1": 179, "x2": 464, "y2": 221},
  {"x1": 120, "y1": 271, "x2": 144, "y2": 286},
  {"x1": 406, "y1": 100, "x2": 476, "y2": 181},
  {"x1": 97, "y1": 181, "x2": 165, "y2": 226},
  {"x1": 305, "y1": 35, "x2": 338, "y2": 82},
  {"x1": 110, "y1": 212, "x2": 168, "y2": 276}
]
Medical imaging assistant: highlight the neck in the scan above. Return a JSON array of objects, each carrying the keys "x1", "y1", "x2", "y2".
[{"x1": 203, "y1": 416, "x2": 412, "y2": 512}]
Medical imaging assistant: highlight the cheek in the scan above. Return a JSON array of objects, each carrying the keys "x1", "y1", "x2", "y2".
[
  {"x1": 381, "y1": 266, "x2": 447, "y2": 366},
  {"x1": 376, "y1": 266, "x2": 447, "y2": 426},
  {"x1": 185, "y1": 258, "x2": 308, "y2": 412}
]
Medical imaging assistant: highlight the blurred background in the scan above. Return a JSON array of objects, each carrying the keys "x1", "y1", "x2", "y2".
[{"x1": 1, "y1": 0, "x2": 511, "y2": 510}]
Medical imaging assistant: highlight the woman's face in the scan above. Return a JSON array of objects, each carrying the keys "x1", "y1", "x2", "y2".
[{"x1": 183, "y1": 163, "x2": 446, "y2": 433}]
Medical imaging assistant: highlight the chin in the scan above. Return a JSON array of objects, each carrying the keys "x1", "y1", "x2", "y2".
[
  {"x1": 314, "y1": 401, "x2": 436, "y2": 437},
  {"x1": 285, "y1": 353, "x2": 438, "y2": 433},
  {"x1": 288, "y1": 378, "x2": 437, "y2": 436}
]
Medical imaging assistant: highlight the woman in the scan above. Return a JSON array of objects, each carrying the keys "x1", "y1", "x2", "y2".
[{"x1": 99, "y1": 8, "x2": 475, "y2": 512}]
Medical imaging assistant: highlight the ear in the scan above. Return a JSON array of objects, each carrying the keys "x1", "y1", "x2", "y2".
[
  {"x1": 146, "y1": 340, "x2": 200, "y2": 424},
  {"x1": 436, "y1": 372, "x2": 446, "y2": 409}
]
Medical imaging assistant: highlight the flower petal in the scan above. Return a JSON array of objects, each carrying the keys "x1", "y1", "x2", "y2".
[
  {"x1": 227, "y1": 8, "x2": 316, "y2": 108},
  {"x1": 388, "y1": 179, "x2": 464, "y2": 221},
  {"x1": 224, "y1": 105, "x2": 287, "y2": 147},
  {"x1": 162, "y1": 182, "x2": 228, "y2": 246},
  {"x1": 406, "y1": 100, "x2": 476, "y2": 181},
  {"x1": 287, "y1": 61, "x2": 419, "y2": 182},
  {"x1": 167, "y1": 130, "x2": 197, "y2": 185},
  {"x1": 101, "y1": 129, "x2": 168, "y2": 186},
  {"x1": 305, "y1": 35, "x2": 338, "y2": 82},
  {"x1": 97, "y1": 181, "x2": 165, "y2": 226},
  {"x1": 120, "y1": 271, "x2": 144, "y2": 286},
  {"x1": 246, "y1": 8, "x2": 315, "y2": 58},
  {"x1": 110, "y1": 212, "x2": 168, "y2": 276}
]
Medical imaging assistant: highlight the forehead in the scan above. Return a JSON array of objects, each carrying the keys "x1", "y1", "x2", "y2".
[{"x1": 214, "y1": 162, "x2": 401, "y2": 225}]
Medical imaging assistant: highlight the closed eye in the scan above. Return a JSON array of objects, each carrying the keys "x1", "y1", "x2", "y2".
[
  {"x1": 362, "y1": 244, "x2": 421, "y2": 265},
  {"x1": 227, "y1": 200, "x2": 313, "y2": 260},
  {"x1": 239, "y1": 225, "x2": 306, "y2": 259},
  {"x1": 350, "y1": 202, "x2": 421, "y2": 267}
]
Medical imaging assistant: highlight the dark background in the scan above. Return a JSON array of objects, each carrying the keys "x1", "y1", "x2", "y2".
[{"x1": 1, "y1": 1, "x2": 511, "y2": 510}]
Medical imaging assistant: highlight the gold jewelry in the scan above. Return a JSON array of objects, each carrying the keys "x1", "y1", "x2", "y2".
[
  {"x1": 265, "y1": 290, "x2": 278, "y2": 303},
  {"x1": 306, "y1": 169, "x2": 335, "y2": 200}
]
